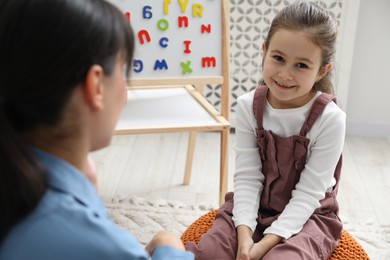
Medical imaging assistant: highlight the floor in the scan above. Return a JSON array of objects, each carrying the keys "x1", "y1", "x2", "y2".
[{"x1": 91, "y1": 131, "x2": 390, "y2": 226}]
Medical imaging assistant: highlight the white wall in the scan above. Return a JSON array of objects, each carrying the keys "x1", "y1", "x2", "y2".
[{"x1": 344, "y1": 0, "x2": 390, "y2": 138}]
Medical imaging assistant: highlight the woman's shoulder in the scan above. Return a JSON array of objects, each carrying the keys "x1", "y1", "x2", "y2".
[{"x1": 1, "y1": 190, "x2": 147, "y2": 259}]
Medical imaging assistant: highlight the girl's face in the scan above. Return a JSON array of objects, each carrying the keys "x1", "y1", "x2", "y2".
[{"x1": 262, "y1": 28, "x2": 331, "y2": 109}]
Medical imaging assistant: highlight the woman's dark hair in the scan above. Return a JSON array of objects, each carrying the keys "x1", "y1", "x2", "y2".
[
  {"x1": 0, "y1": 0, "x2": 134, "y2": 241},
  {"x1": 263, "y1": 1, "x2": 338, "y2": 94}
]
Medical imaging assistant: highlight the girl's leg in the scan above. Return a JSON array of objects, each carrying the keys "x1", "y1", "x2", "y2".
[
  {"x1": 185, "y1": 192, "x2": 238, "y2": 259},
  {"x1": 262, "y1": 214, "x2": 342, "y2": 260}
]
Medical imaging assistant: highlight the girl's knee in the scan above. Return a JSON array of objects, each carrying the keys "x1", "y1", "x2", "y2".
[{"x1": 185, "y1": 235, "x2": 237, "y2": 259}]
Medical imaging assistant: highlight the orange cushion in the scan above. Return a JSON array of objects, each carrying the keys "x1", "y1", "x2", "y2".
[
  {"x1": 181, "y1": 209, "x2": 218, "y2": 245},
  {"x1": 181, "y1": 209, "x2": 369, "y2": 260}
]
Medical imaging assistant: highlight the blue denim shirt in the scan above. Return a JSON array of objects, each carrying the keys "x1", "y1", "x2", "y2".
[{"x1": 0, "y1": 148, "x2": 194, "y2": 260}]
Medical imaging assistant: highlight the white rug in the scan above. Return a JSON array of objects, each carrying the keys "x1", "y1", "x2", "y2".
[
  {"x1": 105, "y1": 197, "x2": 216, "y2": 245},
  {"x1": 106, "y1": 197, "x2": 390, "y2": 259}
]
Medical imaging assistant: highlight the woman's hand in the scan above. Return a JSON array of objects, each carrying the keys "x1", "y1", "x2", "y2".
[
  {"x1": 145, "y1": 230, "x2": 186, "y2": 256},
  {"x1": 236, "y1": 225, "x2": 254, "y2": 260}
]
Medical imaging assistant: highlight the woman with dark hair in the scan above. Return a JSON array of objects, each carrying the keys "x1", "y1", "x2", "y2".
[{"x1": 0, "y1": 0, "x2": 193, "y2": 259}]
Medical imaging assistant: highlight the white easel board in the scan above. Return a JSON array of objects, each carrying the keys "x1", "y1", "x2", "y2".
[{"x1": 109, "y1": 0, "x2": 223, "y2": 82}]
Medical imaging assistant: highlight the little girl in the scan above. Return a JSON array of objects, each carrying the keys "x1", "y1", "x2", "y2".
[{"x1": 185, "y1": 1, "x2": 346, "y2": 259}]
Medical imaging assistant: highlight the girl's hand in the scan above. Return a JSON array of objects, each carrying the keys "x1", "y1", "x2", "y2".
[
  {"x1": 236, "y1": 237, "x2": 254, "y2": 260},
  {"x1": 145, "y1": 230, "x2": 186, "y2": 256},
  {"x1": 248, "y1": 242, "x2": 267, "y2": 259},
  {"x1": 236, "y1": 225, "x2": 254, "y2": 260},
  {"x1": 249, "y1": 233, "x2": 283, "y2": 260}
]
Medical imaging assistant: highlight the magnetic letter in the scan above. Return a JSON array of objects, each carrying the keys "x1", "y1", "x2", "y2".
[
  {"x1": 178, "y1": 16, "x2": 189, "y2": 28},
  {"x1": 154, "y1": 59, "x2": 169, "y2": 70},
  {"x1": 157, "y1": 18, "x2": 169, "y2": 31},
  {"x1": 159, "y1": 37, "x2": 169, "y2": 48},
  {"x1": 138, "y1": 30, "x2": 151, "y2": 44},
  {"x1": 178, "y1": 0, "x2": 189, "y2": 13},
  {"x1": 125, "y1": 11, "x2": 131, "y2": 23},
  {"x1": 164, "y1": 0, "x2": 171, "y2": 14},
  {"x1": 201, "y1": 24, "x2": 211, "y2": 33},
  {"x1": 143, "y1": 6, "x2": 153, "y2": 19},
  {"x1": 183, "y1": 40, "x2": 191, "y2": 54},
  {"x1": 193, "y1": 3, "x2": 204, "y2": 17},
  {"x1": 181, "y1": 60, "x2": 193, "y2": 74},
  {"x1": 202, "y1": 57, "x2": 216, "y2": 67},
  {"x1": 133, "y1": 59, "x2": 144, "y2": 73}
]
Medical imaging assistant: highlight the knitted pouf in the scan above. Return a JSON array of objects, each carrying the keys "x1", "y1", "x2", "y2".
[{"x1": 181, "y1": 209, "x2": 370, "y2": 260}]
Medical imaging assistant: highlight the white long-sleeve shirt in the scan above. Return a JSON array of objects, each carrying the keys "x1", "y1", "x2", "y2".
[{"x1": 232, "y1": 89, "x2": 346, "y2": 239}]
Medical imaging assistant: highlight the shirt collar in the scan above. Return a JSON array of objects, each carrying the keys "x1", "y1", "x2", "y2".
[{"x1": 31, "y1": 147, "x2": 107, "y2": 216}]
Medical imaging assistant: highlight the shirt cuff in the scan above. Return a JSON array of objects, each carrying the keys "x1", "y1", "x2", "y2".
[{"x1": 152, "y1": 245, "x2": 194, "y2": 260}]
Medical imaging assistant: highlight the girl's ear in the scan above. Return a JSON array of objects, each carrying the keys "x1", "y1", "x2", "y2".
[
  {"x1": 262, "y1": 42, "x2": 267, "y2": 55},
  {"x1": 318, "y1": 63, "x2": 333, "y2": 81},
  {"x1": 261, "y1": 42, "x2": 267, "y2": 70},
  {"x1": 83, "y1": 65, "x2": 105, "y2": 111}
]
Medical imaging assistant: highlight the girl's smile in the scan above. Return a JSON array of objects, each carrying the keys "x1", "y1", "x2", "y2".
[{"x1": 273, "y1": 79, "x2": 295, "y2": 89}]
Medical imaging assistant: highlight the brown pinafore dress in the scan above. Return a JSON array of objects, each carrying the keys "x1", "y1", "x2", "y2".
[{"x1": 185, "y1": 85, "x2": 343, "y2": 260}]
